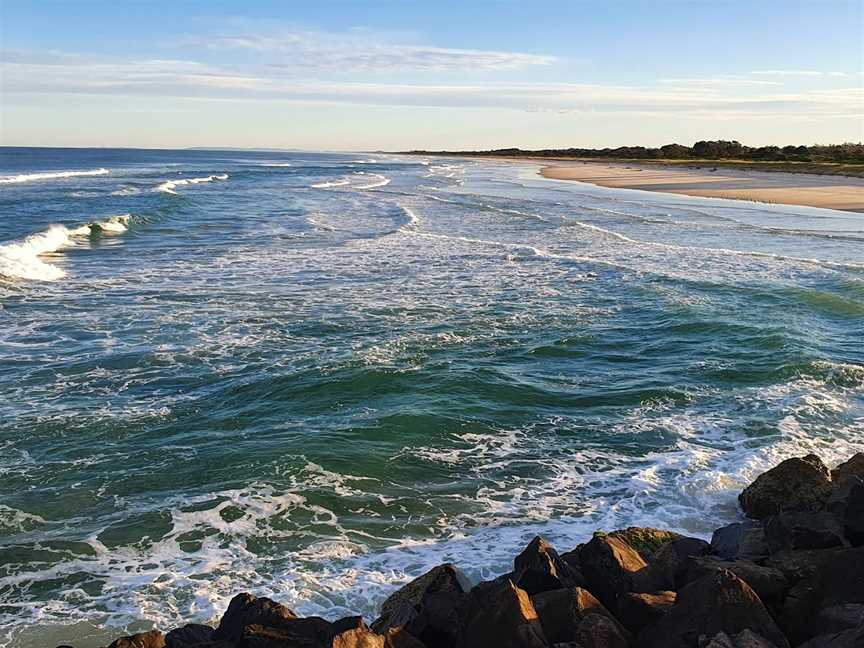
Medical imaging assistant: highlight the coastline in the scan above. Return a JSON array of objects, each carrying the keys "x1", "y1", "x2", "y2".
[
  {"x1": 55, "y1": 452, "x2": 864, "y2": 648},
  {"x1": 538, "y1": 161, "x2": 864, "y2": 212}
]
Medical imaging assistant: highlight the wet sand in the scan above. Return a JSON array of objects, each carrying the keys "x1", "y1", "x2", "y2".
[{"x1": 540, "y1": 162, "x2": 864, "y2": 212}]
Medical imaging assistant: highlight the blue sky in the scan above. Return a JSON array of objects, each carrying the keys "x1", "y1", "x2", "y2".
[{"x1": 1, "y1": 0, "x2": 862, "y2": 150}]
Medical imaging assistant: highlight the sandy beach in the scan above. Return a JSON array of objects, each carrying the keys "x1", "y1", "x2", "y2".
[{"x1": 540, "y1": 161, "x2": 864, "y2": 212}]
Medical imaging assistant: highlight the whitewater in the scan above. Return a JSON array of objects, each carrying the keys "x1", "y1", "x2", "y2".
[{"x1": 0, "y1": 147, "x2": 861, "y2": 648}]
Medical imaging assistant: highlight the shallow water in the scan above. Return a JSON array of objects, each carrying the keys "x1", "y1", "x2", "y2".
[{"x1": 0, "y1": 148, "x2": 862, "y2": 646}]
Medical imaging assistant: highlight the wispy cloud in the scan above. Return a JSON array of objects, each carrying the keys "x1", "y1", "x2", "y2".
[
  {"x1": 185, "y1": 29, "x2": 556, "y2": 72},
  {"x1": 751, "y1": 70, "x2": 830, "y2": 77},
  {"x1": 3, "y1": 49, "x2": 861, "y2": 122}
]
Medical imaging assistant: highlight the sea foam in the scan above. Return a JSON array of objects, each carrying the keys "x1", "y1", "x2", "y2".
[
  {"x1": 155, "y1": 174, "x2": 228, "y2": 194},
  {"x1": 0, "y1": 215, "x2": 131, "y2": 281},
  {"x1": 0, "y1": 168, "x2": 110, "y2": 184}
]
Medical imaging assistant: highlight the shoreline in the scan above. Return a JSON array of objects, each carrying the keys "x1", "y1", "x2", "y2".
[
  {"x1": 537, "y1": 161, "x2": 864, "y2": 212},
  {"x1": 48, "y1": 452, "x2": 864, "y2": 648}
]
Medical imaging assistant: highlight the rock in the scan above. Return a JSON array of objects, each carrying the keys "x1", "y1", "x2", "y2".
[
  {"x1": 831, "y1": 454, "x2": 864, "y2": 485},
  {"x1": 214, "y1": 593, "x2": 298, "y2": 644},
  {"x1": 814, "y1": 603, "x2": 864, "y2": 634},
  {"x1": 700, "y1": 630, "x2": 780, "y2": 647},
  {"x1": 828, "y1": 478, "x2": 864, "y2": 547},
  {"x1": 238, "y1": 618, "x2": 333, "y2": 648},
  {"x1": 681, "y1": 557, "x2": 789, "y2": 611},
  {"x1": 639, "y1": 569, "x2": 790, "y2": 648},
  {"x1": 650, "y1": 536, "x2": 711, "y2": 588},
  {"x1": 383, "y1": 627, "x2": 427, "y2": 648},
  {"x1": 603, "y1": 527, "x2": 680, "y2": 561},
  {"x1": 764, "y1": 512, "x2": 847, "y2": 552},
  {"x1": 332, "y1": 626, "x2": 386, "y2": 648},
  {"x1": 579, "y1": 534, "x2": 661, "y2": 610},
  {"x1": 461, "y1": 579, "x2": 548, "y2": 648},
  {"x1": 710, "y1": 522, "x2": 769, "y2": 562},
  {"x1": 513, "y1": 536, "x2": 584, "y2": 595},
  {"x1": 616, "y1": 591, "x2": 675, "y2": 634},
  {"x1": 571, "y1": 614, "x2": 629, "y2": 648},
  {"x1": 797, "y1": 621, "x2": 864, "y2": 648},
  {"x1": 165, "y1": 624, "x2": 215, "y2": 647},
  {"x1": 530, "y1": 587, "x2": 623, "y2": 645},
  {"x1": 107, "y1": 631, "x2": 166, "y2": 648},
  {"x1": 371, "y1": 564, "x2": 470, "y2": 648},
  {"x1": 738, "y1": 454, "x2": 832, "y2": 520}
]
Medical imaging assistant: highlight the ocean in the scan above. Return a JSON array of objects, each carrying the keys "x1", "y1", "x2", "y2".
[{"x1": 0, "y1": 147, "x2": 862, "y2": 647}]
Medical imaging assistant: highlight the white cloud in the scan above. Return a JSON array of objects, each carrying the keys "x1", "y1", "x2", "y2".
[
  {"x1": 186, "y1": 29, "x2": 556, "y2": 72},
  {"x1": 2, "y1": 49, "x2": 861, "y2": 122},
  {"x1": 750, "y1": 70, "x2": 824, "y2": 76}
]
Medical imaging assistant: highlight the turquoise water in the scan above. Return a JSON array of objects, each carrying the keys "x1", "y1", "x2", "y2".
[{"x1": 1, "y1": 148, "x2": 862, "y2": 646}]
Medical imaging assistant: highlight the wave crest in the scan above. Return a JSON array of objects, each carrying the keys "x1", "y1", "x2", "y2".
[
  {"x1": 0, "y1": 168, "x2": 110, "y2": 184},
  {"x1": 155, "y1": 174, "x2": 228, "y2": 194}
]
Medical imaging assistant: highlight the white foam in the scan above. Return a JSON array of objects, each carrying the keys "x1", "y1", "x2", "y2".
[
  {"x1": 111, "y1": 187, "x2": 141, "y2": 196},
  {"x1": 262, "y1": 163, "x2": 293, "y2": 167},
  {"x1": 0, "y1": 215, "x2": 131, "y2": 281},
  {"x1": 155, "y1": 174, "x2": 228, "y2": 194},
  {"x1": 354, "y1": 174, "x2": 391, "y2": 190},
  {"x1": 311, "y1": 179, "x2": 351, "y2": 189},
  {"x1": 0, "y1": 168, "x2": 110, "y2": 184}
]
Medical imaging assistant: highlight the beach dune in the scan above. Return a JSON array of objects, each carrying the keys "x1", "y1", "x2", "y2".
[{"x1": 541, "y1": 162, "x2": 864, "y2": 212}]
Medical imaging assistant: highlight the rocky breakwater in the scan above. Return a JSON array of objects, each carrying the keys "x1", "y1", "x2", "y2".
[{"x1": 61, "y1": 452, "x2": 864, "y2": 648}]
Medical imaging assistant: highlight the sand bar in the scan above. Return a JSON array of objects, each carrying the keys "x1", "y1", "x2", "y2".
[{"x1": 540, "y1": 161, "x2": 864, "y2": 212}]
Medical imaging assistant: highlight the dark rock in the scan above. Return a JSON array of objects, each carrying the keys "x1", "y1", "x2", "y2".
[
  {"x1": 650, "y1": 536, "x2": 711, "y2": 588},
  {"x1": 332, "y1": 624, "x2": 386, "y2": 648},
  {"x1": 814, "y1": 604, "x2": 864, "y2": 634},
  {"x1": 530, "y1": 587, "x2": 623, "y2": 645},
  {"x1": 107, "y1": 631, "x2": 166, "y2": 648},
  {"x1": 513, "y1": 536, "x2": 585, "y2": 595},
  {"x1": 681, "y1": 557, "x2": 789, "y2": 611},
  {"x1": 764, "y1": 512, "x2": 847, "y2": 552},
  {"x1": 214, "y1": 593, "x2": 298, "y2": 644},
  {"x1": 239, "y1": 618, "x2": 332, "y2": 648},
  {"x1": 831, "y1": 453, "x2": 864, "y2": 485},
  {"x1": 797, "y1": 621, "x2": 864, "y2": 648},
  {"x1": 165, "y1": 624, "x2": 215, "y2": 647},
  {"x1": 579, "y1": 534, "x2": 661, "y2": 610},
  {"x1": 603, "y1": 527, "x2": 680, "y2": 561},
  {"x1": 383, "y1": 627, "x2": 427, "y2": 648},
  {"x1": 828, "y1": 478, "x2": 864, "y2": 547},
  {"x1": 639, "y1": 569, "x2": 790, "y2": 648},
  {"x1": 699, "y1": 630, "x2": 780, "y2": 647},
  {"x1": 739, "y1": 454, "x2": 832, "y2": 520},
  {"x1": 461, "y1": 579, "x2": 548, "y2": 648},
  {"x1": 371, "y1": 564, "x2": 470, "y2": 648},
  {"x1": 571, "y1": 614, "x2": 629, "y2": 648},
  {"x1": 616, "y1": 590, "x2": 675, "y2": 634},
  {"x1": 710, "y1": 522, "x2": 769, "y2": 561}
]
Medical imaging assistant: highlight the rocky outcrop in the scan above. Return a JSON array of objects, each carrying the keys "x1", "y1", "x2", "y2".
[
  {"x1": 738, "y1": 455, "x2": 832, "y2": 520},
  {"x1": 63, "y1": 452, "x2": 864, "y2": 648}
]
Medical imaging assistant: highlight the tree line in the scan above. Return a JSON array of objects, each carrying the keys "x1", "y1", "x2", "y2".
[{"x1": 408, "y1": 141, "x2": 864, "y2": 163}]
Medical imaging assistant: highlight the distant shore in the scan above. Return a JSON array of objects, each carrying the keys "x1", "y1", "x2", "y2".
[{"x1": 538, "y1": 161, "x2": 864, "y2": 212}]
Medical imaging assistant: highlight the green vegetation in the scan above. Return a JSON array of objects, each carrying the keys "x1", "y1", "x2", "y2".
[{"x1": 405, "y1": 140, "x2": 864, "y2": 177}]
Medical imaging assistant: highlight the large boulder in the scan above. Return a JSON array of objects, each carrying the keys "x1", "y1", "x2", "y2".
[
  {"x1": 650, "y1": 536, "x2": 711, "y2": 589},
  {"x1": 616, "y1": 591, "x2": 675, "y2": 634},
  {"x1": 699, "y1": 630, "x2": 780, "y2": 647},
  {"x1": 831, "y1": 454, "x2": 864, "y2": 485},
  {"x1": 738, "y1": 455, "x2": 832, "y2": 520},
  {"x1": 530, "y1": 587, "x2": 625, "y2": 645},
  {"x1": 214, "y1": 593, "x2": 298, "y2": 644},
  {"x1": 461, "y1": 579, "x2": 548, "y2": 648},
  {"x1": 579, "y1": 534, "x2": 661, "y2": 610},
  {"x1": 371, "y1": 564, "x2": 470, "y2": 648},
  {"x1": 238, "y1": 617, "x2": 333, "y2": 648},
  {"x1": 107, "y1": 631, "x2": 166, "y2": 648},
  {"x1": 710, "y1": 522, "x2": 769, "y2": 562},
  {"x1": 827, "y1": 478, "x2": 864, "y2": 547},
  {"x1": 164, "y1": 624, "x2": 217, "y2": 647},
  {"x1": 680, "y1": 557, "x2": 790, "y2": 611},
  {"x1": 513, "y1": 536, "x2": 585, "y2": 595},
  {"x1": 797, "y1": 621, "x2": 864, "y2": 648},
  {"x1": 571, "y1": 614, "x2": 629, "y2": 648},
  {"x1": 764, "y1": 512, "x2": 847, "y2": 552},
  {"x1": 639, "y1": 569, "x2": 790, "y2": 648},
  {"x1": 603, "y1": 528, "x2": 680, "y2": 561}
]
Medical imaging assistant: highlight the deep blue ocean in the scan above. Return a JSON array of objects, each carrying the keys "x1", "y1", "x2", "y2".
[{"x1": 0, "y1": 148, "x2": 862, "y2": 647}]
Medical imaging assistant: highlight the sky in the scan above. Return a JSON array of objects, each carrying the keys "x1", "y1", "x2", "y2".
[{"x1": 1, "y1": 0, "x2": 863, "y2": 150}]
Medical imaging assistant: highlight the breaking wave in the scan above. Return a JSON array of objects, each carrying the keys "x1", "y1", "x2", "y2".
[
  {"x1": 0, "y1": 215, "x2": 131, "y2": 281},
  {"x1": 155, "y1": 174, "x2": 228, "y2": 194},
  {"x1": 0, "y1": 168, "x2": 110, "y2": 184}
]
